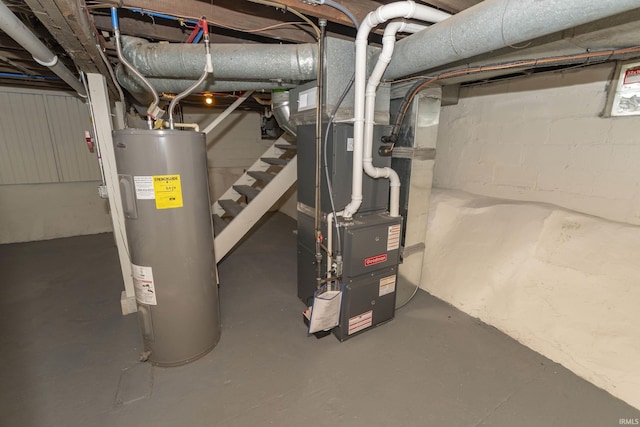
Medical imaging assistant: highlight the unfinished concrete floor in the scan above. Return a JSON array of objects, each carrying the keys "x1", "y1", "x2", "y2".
[{"x1": 1, "y1": 213, "x2": 638, "y2": 427}]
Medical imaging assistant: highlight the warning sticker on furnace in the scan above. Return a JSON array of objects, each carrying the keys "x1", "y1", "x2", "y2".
[
  {"x1": 153, "y1": 174, "x2": 183, "y2": 209},
  {"x1": 348, "y1": 310, "x2": 373, "y2": 335},
  {"x1": 132, "y1": 263, "x2": 157, "y2": 305},
  {"x1": 379, "y1": 274, "x2": 397, "y2": 297},
  {"x1": 387, "y1": 224, "x2": 401, "y2": 251}
]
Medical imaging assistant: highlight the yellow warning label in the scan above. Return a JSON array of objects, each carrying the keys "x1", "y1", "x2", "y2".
[{"x1": 153, "y1": 174, "x2": 183, "y2": 209}]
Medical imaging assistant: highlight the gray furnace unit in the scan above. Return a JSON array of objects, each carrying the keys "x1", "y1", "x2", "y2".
[
  {"x1": 113, "y1": 129, "x2": 221, "y2": 366},
  {"x1": 297, "y1": 123, "x2": 402, "y2": 341}
]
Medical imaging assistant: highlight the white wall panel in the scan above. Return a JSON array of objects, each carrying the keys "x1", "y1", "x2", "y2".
[
  {"x1": 0, "y1": 91, "x2": 59, "y2": 184},
  {"x1": 45, "y1": 94, "x2": 100, "y2": 182},
  {"x1": 0, "y1": 86, "x2": 99, "y2": 184}
]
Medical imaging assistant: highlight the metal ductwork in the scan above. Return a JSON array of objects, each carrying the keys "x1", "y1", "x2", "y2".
[
  {"x1": 114, "y1": 0, "x2": 640, "y2": 108},
  {"x1": 383, "y1": 0, "x2": 640, "y2": 80},
  {"x1": 116, "y1": 64, "x2": 298, "y2": 106},
  {"x1": 120, "y1": 36, "x2": 317, "y2": 81},
  {"x1": 116, "y1": 36, "x2": 317, "y2": 106},
  {"x1": 0, "y1": 0, "x2": 85, "y2": 96},
  {"x1": 271, "y1": 90, "x2": 297, "y2": 137}
]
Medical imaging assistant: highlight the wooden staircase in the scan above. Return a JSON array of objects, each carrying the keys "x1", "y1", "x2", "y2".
[{"x1": 212, "y1": 134, "x2": 297, "y2": 262}]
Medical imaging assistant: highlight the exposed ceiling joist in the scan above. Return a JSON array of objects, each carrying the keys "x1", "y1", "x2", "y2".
[
  {"x1": 117, "y1": 0, "x2": 318, "y2": 43},
  {"x1": 92, "y1": 14, "x2": 262, "y2": 45},
  {"x1": 416, "y1": 0, "x2": 482, "y2": 13},
  {"x1": 24, "y1": 0, "x2": 118, "y2": 97},
  {"x1": 255, "y1": 0, "x2": 377, "y2": 28}
]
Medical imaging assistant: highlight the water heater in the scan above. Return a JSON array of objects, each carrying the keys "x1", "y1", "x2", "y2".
[{"x1": 113, "y1": 129, "x2": 221, "y2": 366}]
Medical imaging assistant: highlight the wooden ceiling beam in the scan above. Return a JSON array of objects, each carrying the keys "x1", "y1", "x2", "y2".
[
  {"x1": 92, "y1": 14, "x2": 260, "y2": 45},
  {"x1": 120, "y1": 0, "x2": 317, "y2": 43},
  {"x1": 261, "y1": 0, "x2": 378, "y2": 27},
  {"x1": 417, "y1": 0, "x2": 482, "y2": 14},
  {"x1": 24, "y1": 0, "x2": 119, "y2": 97}
]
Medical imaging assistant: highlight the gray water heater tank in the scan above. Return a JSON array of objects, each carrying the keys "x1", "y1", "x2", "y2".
[{"x1": 113, "y1": 129, "x2": 221, "y2": 366}]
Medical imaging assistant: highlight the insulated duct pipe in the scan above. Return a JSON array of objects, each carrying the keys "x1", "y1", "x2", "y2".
[
  {"x1": 116, "y1": 65, "x2": 297, "y2": 106},
  {"x1": 383, "y1": 0, "x2": 640, "y2": 80},
  {"x1": 341, "y1": 1, "x2": 451, "y2": 219},
  {"x1": 119, "y1": 36, "x2": 317, "y2": 81},
  {"x1": 0, "y1": 0, "x2": 85, "y2": 96}
]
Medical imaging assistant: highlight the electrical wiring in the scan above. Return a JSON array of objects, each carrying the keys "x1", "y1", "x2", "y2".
[
  {"x1": 385, "y1": 45, "x2": 640, "y2": 145},
  {"x1": 319, "y1": 0, "x2": 360, "y2": 275},
  {"x1": 245, "y1": 0, "x2": 320, "y2": 39},
  {"x1": 223, "y1": 21, "x2": 308, "y2": 34},
  {"x1": 80, "y1": 2, "x2": 125, "y2": 102},
  {"x1": 116, "y1": 6, "x2": 317, "y2": 41}
]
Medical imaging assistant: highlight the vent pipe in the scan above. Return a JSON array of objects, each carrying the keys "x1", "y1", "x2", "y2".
[
  {"x1": 271, "y1": 90, "x2": 297, "y2": 136},
  {"x1": 383, "y1": 0, "x2": 640, "y2": 80},
  {"x1": 0, "y1": 0, "x2": 85, "y2": 96}
]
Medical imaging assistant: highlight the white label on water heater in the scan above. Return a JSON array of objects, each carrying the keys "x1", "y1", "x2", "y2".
[
  {"x1": 132, "y1": 263, "x2": 157, "y2": 305},
  {"x1": 134, "y1": 176, "x2": 154, "y2": 200}
]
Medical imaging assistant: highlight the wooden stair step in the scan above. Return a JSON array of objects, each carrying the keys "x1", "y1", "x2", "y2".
[
  {"x1": 233, "y1": 185, "x2": 260, "y2": 201},
  {"x1": 261, "y1": 157, "x2": 288, "y2": 166},
  {"x1": 247, "y1": 171, "x2": 276, "y2": 183},
  {"x1": 218, "y1": 199, "x2": 244, "y2": 218}
]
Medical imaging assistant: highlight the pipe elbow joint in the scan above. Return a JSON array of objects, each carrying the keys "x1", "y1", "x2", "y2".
[
  {"x1": 403, "y1": 1, "x2": 417, "y2": 19},
  {"x1": 343, "y1": 199, "x2": 362, "y2": 219},
  {"x1": 34, "y1": 55, "x2": 58, "y2": 67}
]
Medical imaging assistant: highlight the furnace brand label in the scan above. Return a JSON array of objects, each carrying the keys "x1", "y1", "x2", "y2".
[
  {"x1": 364, "y1": 253, "x2": 387, "y2": 267},
  {"x1": 134, "y1": 176, "x2": 154, "y2": 200},
  {"x1": 153, "y1": 174, "x2": 183, "y2": 209},
  {"x1": 387, "y1": 224, "x2": 401, "y2": 251},
  {"x1": 379, "y1": 274, "x2": 397, "y2": 297},
  {"x1": 132, "y1": 263, "x2": 157, "y2": 305},
  {"x1": 348, "y1": 310, "x2": 373, "y2": 335}
]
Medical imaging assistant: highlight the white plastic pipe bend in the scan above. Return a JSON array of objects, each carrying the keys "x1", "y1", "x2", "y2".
[
  {"x1": 342, "y1": 1, "x2": 450, "y2": 219},
  {"x1": 363, "y1": 20, "x2": 426, "y2": 217}
]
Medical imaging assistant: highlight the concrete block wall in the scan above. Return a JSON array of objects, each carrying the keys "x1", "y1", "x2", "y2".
[
  {"x1": 427, "y1": 63, "x2": 640, "y2": 410},
  {"x1": 423, "y1": 189, "x2": 640, "y2": 410},
  {"x1": 435, "y1": 63, "x2": 640, "y2": 225}
]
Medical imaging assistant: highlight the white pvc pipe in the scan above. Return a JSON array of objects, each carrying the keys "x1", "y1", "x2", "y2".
[
  {"x1": 0, "y1": 0, "x2": 86, "y2": 96},
  {"x1": 341, "y1": 1, "x2": 450, "y2": 219},
  {"x1": 327, "y1": 212, "x2": 334, "y2": 275},
  {"x1": 364, "y1": 20, "x2": 427, "y2": 217}
]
